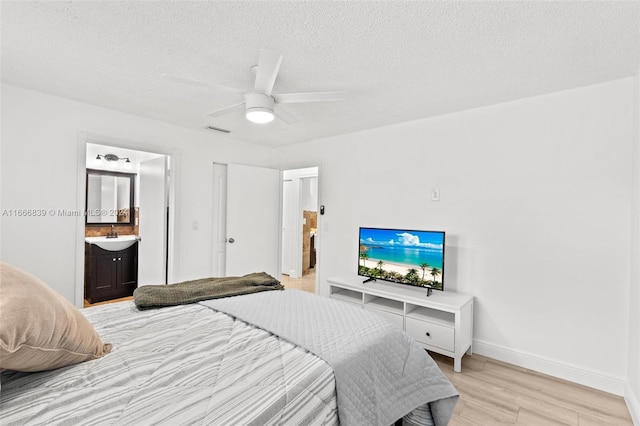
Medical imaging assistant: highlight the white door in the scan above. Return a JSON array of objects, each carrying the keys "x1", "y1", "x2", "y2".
[
  {"x1": 225, "y1": 163, "x2": 281, "y2": 279},
  {"x1": 138, "y1": 156, "x2": 168, "y2": 285}
]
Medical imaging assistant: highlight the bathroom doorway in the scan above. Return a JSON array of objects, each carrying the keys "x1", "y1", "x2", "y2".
[
  {"x1": 79, "y1": 137, "x2": 175, "y2": 307},
  {"x1": 281, "y1": 167, "x2": 319, "y2": 294}
]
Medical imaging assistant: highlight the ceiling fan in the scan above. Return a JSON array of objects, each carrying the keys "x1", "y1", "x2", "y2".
[{"x1": 162, "y1": 49, "x2": 345, "y2": 125}]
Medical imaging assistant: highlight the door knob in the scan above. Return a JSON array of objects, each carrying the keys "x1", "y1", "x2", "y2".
[{"x1": 228, "y1": 238, "x2": 235, "y2": 243}]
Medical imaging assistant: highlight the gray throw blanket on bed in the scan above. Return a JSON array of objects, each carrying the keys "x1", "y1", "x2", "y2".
[
  {"x1": 201, "y1": 289, "x2": 458, "y2": 426},
  {"x1": 133, "y1": 272, "x2": 283, "y2": 309}
]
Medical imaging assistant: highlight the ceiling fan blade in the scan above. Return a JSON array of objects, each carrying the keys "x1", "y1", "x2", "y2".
[
  {"x1": 253, "y1": 49, "x2": 283, "y2": 95},
  {"x1": 273, "y1": 91, "x2": 345, "y2": 104},
  {"x1": 205, "y1": 101, "x2": 245, "y2": 118},
  {"x1": 275, "y1": 105, "x2": 299, "y2": 125},
  {"x1": 162, "y1": 73, "x2": 244, "y2": 93}
]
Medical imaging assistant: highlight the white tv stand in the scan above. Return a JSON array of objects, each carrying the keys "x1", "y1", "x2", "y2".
[{"x1": 327, "y1": 274, "x2": 474, "y2": 372}]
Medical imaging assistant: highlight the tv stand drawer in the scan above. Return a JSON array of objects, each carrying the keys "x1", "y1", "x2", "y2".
[{"x1": 405, "y1": 317, "x2": 454, "y2": 352}]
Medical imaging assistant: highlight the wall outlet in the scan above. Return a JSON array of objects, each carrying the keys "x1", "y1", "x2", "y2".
[{"x1": 431, "y1": 189, "x2": 440, "y2": 201}]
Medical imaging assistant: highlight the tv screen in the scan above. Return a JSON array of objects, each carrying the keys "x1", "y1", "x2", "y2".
[{"x1": 358, "y1": 227, "x2": 445, "y2": 291}]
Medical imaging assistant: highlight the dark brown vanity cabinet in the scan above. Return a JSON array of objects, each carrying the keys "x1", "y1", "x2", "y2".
[{"x1": 85, "y1": 242, "x2": 138, "y2": 303}]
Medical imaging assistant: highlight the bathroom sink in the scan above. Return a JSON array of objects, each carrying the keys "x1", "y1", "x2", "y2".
[{"x1": 85, "y1": 235, "x2": 139, "y2": 251}]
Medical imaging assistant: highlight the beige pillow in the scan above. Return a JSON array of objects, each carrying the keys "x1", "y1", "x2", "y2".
[{"x1": 0, "y1": 262, "x2": 111, "y2": 372}]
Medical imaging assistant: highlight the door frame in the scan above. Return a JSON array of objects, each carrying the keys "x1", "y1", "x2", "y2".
[
  {"x1": 281, "y1": 166, "x2": 320, "y2": 290},
  {"x1": 281, "y1": 178, "x2": 296, "y2": 277},
  {"x1": 74, "y1": 132, "x2": 181, "y2": 308},
  {"x1": 297, "y1": 175, "x2": 319, "y2": 278},
  {"x1": 211, "y1": 162, "x2": 322, "y2": 294}
]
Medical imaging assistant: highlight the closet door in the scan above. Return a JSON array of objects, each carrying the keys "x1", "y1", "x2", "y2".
[{"x1": 224, "y1": 163, "x2": 281, "y2": 279}]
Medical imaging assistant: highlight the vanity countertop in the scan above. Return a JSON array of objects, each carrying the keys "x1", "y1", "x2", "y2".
[{"x1": 85, "y1": 235, "x2": 139, "y2": 251}]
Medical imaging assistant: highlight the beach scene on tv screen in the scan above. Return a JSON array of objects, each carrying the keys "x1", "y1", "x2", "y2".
[{"x1": 359, "y1": 228, "x2": 444, "y2": 290}]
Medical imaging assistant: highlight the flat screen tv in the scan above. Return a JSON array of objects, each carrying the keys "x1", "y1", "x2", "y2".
[{"x1": 358, "y1": 227, "x2": 445, "y2": 291}]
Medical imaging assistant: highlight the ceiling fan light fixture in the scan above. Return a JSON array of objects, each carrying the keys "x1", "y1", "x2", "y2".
[
  {"x1": 246, "y1": 107, "x2": 275, "y2": 124},
  {"x1": 170, "y1": 50, "x2": 345, "y2": 127},
  {"x1": 244, "y1": 93, "x2": 275, "y2": 124}
]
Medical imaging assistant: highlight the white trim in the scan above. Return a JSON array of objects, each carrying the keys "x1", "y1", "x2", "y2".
[
  {"x1": 75, "y1": 133, "x2": 89, "y2": 308},
  {"x1": 626, "y1": 382, "x2": 640, "y2": 426},
  {"x1": 314, "y1": 164, "x2": 322, "y2": 296},
  {"x1": 276, "y1": 169, "x2": 284, "y2": 280},
  {"x1": 473, "y1": 339, "x2": 626, "y2": 396},
  {"x1": 166, "y1": 149, "x2": 181, "y2": 284},
  {"x1": 294, "y1": 178, "x2": 303, "y2": 278}
]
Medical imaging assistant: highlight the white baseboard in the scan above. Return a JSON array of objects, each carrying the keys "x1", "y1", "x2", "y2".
[
  {"x1": 626, "y1": 382, "x2": 640, "y2": 426},
  {"x1": 473, "y1": 339, "x2": 626, "y2": 396}
]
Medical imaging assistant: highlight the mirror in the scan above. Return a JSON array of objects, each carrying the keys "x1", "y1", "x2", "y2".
[{"x1": 86, "y1": 169, "x2": 135, "y2": 225}]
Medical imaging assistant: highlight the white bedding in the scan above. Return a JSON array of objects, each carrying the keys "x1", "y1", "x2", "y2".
[
  {"x1": 1, "y1": 291, "x2": 455, "y2": 425},
  {"x1": 202, "y1": 289, "x2": 457, "y2": 426},
  {"x1": 0, "y1": 302, "x2": 338, "y2": 425}
]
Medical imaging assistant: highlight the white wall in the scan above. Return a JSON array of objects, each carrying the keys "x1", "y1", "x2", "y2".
[
  {"x1": 627, "y1": 66, "x2": 640, "y2": 424},
  {"x1": 301, "y1": 177, "x2": 318, "y2": 212},
  {"x1": 1, "y1": 83, "x2": 272, "y2": 303},
  {"x1": 273, "y1": 78, "x2": 634, "y2": 395}
]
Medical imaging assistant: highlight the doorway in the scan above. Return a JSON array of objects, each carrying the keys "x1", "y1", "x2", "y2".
[
  {"x1": 209, "y1": 163, "x2": 319, "y2": 294},
  {"x1": 76, "y1": 133, "x2": 177, "y2": 308},
  {"x1": 281, "y1": 167, "x2": 319, "y2": 294}
]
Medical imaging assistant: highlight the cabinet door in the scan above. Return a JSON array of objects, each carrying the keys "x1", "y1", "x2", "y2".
[
  {"x1": 91, "y1": 254, "x2": 118, "y2": 298},
  {"x1": 118, "y1": 251, "x2": 138, "y2": 293}
]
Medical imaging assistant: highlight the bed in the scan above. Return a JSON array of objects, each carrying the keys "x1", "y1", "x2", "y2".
[{"x1": 0, "y1": 265, "x2": 458, "y2": 426}]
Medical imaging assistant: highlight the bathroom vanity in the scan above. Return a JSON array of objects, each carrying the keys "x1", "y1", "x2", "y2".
[{"x1": 85, "y1": 237, "x2": 138, "y2": 303}]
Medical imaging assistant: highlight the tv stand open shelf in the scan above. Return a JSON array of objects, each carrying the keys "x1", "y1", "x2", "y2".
[{"x1": 327, "y1": 274, "x2": 474, "y2": 372}]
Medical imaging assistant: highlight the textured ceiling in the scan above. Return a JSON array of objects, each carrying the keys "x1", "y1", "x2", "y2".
[{"x1": 2, "y1": 1, "x2": 638, "y2": 147}]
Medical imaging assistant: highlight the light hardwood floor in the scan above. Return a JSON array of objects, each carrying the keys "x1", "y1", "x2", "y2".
[
  {"x1": 429, "y1": 352, "x2": 633, "y2": 426},
  {"x1": 281, "y1": 269, "x2": 316, "y2": 293},
  {"x1": 84, "y1": 295, "x2": 133, "y2": 308}
]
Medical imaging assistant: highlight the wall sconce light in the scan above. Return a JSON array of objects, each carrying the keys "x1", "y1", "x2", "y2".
[{"x1": 96, "y1": 154, "x2": 130, "y2": 163}]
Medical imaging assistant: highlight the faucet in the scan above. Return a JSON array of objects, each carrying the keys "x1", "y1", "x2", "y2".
[{"x1": 107, "y1": 225, "x2": 118, "y2": 239}]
